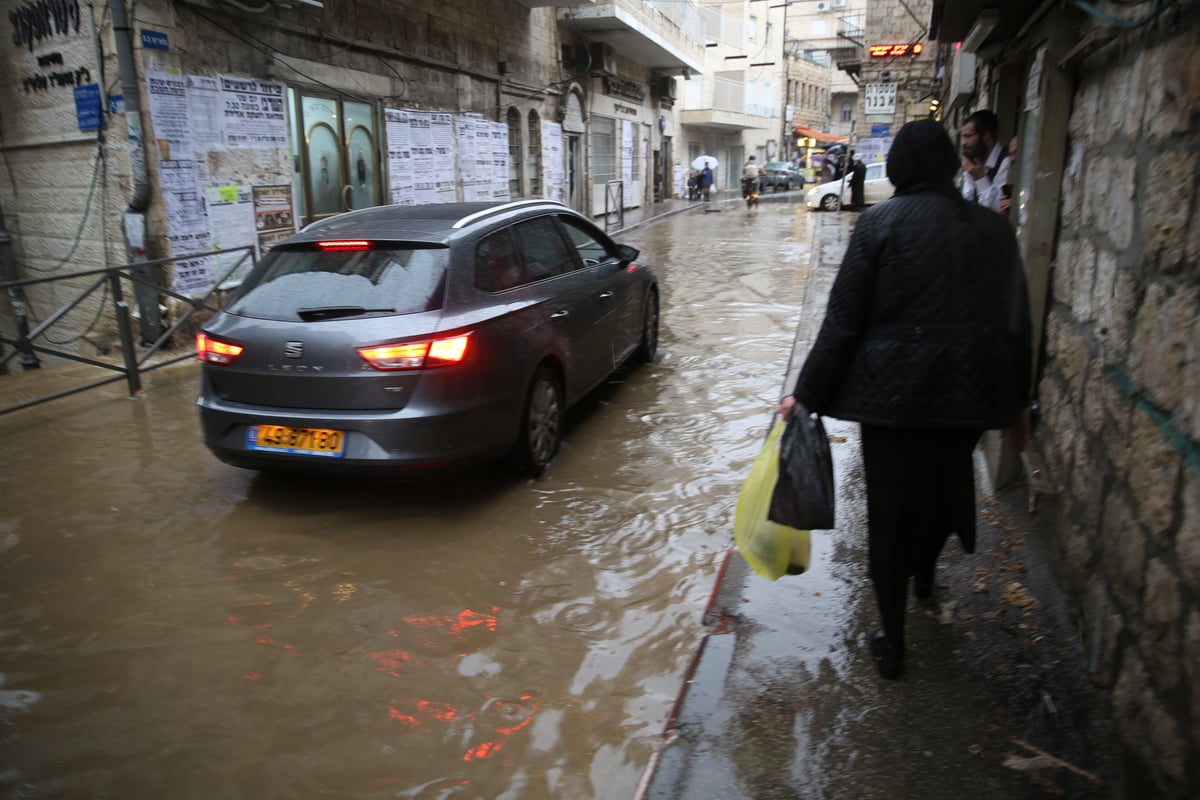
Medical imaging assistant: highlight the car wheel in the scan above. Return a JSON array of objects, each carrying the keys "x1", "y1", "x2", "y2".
[
  {"x1": 634, "y1": 288, "x2": 659, "y2": 363},
  {"x1": 820, "y1": 193, "x2": 841, "y2": 212},
  {"x1": 513, "y1": 366, "x2": 563, "y2": 477}
]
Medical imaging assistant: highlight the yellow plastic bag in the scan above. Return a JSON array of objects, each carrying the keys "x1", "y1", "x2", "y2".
[{"x1": 734, "y1": 420, "x2": 812, "y2": 580}]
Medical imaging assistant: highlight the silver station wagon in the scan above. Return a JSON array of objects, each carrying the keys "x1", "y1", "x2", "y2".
[{"x1": 196, "y1": 200, "x2": 659, "y2": 477}]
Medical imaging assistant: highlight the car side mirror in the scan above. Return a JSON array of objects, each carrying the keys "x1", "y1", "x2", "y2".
[{"x1": 616, "y1": 244, "x2": 640, "y2": 265}]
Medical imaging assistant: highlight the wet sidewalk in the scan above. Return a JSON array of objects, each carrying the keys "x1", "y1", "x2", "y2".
[{"x1": 634, "y1": 212, "x2": 1125, "y2": 799}]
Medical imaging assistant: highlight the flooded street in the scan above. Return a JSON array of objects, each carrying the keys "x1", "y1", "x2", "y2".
[{"x1": 0, "y1": 197, "x2": 831, "y2": 799}]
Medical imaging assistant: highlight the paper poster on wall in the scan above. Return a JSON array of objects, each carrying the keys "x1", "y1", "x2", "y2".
[
  {"x1": 475, "y1": 120, "x2": 498, "y2": 200},
  {"x1": 410, "y1": 112, "x2": 438, "y2": 205},
  {"x1": 147, "y1": 69, "x2": 212, "y2": 295},
  {"x1": 219, "y1": 75, "x2": 289, "y2": 149},
  {"x1": 385, "y1": 108, "x2": 416, "y2": 205},
  {"x1": 541, "y1": 120, "x2": 565, "y2": 202},
  {"x1": 430, "y1": 113, "x2": 457, "y2": 201},
  {"x1": 456, "y1": 116, "x2": 482, "y2": 201},
  {"x1": 253, "y1": 185, "x2": 296, "y2": 251},
  {"x1": 489, "y1": 121, "x2": 510, "y2": 201},
  {"x1": 856, "y1": 137, "x2": 892, "y2": 164},
  {"x1": 205, "y1": 185, "x2": 256, "y2": 287},
  {"x1": 146, "y1": 70, "x2": 195, "y2": 158},
  {"x1": 187, "y1": 75, "x2": 225, "y2": 153},
  {"x1": 168, "y1": 228, "x2": 216, "y2": 297}
]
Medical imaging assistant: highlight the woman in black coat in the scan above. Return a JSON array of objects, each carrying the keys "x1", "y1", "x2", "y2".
[{"x1": 777, "y1": 120, "x2": 1032, "y2": 679}]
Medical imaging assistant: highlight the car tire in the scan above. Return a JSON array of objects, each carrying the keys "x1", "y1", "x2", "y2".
[
  {"x1": 634, "y1": 288, "x2": 659, "y2": 363},
  {"x1": 820, "y1": 193, "x2": 841, "y2": 212},
  {"x1": 513, "y1": 366, "x2": 563, "y2": 477}
]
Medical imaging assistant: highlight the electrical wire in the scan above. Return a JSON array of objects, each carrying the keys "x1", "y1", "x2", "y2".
[{"x1": 184, "y1": 2, "x2": 376, "y2": 103}]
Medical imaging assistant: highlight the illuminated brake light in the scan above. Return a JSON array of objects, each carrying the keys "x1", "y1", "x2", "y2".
[
  {"x1": 357, "y1": 333, "x2": 471, "y2": 370},
  {"x1": 625, "y1": 263, "x2": 641, "y2": 273},
  {"x1": 196, "y1": 331, "x2": 244, "y2": 365},
  {"x1": 316, "y1": 240, "x2": 371, "y2": 251}
]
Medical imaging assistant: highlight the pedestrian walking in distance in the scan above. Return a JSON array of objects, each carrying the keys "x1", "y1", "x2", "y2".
[
  {"x1": 848, "y1": 151, "x2": 866, "y2": 211},
  {"x1": 777, "y1": 119, "x2": 1033, "y2": 679}
]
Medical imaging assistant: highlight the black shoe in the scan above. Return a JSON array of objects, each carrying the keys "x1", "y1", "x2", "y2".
[{"x1": 870, "y1": 631, "x2": 905, "y2": 680}]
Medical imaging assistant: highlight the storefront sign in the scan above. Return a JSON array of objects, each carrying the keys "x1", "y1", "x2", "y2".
[
  {"x1": 9, "y1": 0, "x2": 80, "y2": 51},
  {"x1": 21, "y1": 51, "x2": 90, "y2": 93},
  {"x1": 864, "y1": 83, "x2": 896, "y2": 116},
  {"x1": 602, "y1": 76, "x2": 644, "y2": 103}
]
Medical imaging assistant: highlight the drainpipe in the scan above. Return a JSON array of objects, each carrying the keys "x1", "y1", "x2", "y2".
[
  {"x1": 108, "y1": 0, "x2": 161, "y2": 343},
  {"x1": 0, "y1": 199, "x2": 40, "y2": 371}
]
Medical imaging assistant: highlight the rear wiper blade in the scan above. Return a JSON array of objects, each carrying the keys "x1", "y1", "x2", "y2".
[{"x1": 296, "y1": 306, "x2": 395, "y2": 321}]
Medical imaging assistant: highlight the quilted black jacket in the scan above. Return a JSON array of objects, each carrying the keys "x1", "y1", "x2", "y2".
[{"x1": 792, "y1": 189, "x2": 1032, "y2": 429}]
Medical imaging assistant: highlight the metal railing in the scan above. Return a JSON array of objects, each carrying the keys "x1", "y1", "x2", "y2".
[
  {"x1": 603, "y1": 180, "x2": 625, "y2": 232},
  {"x1": 0, "y1": 246, "x2": 256, "y2": 416}
]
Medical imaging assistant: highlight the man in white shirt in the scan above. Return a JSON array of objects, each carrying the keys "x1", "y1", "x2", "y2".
[{"x1": 959, "y1": 109, "x2": 1009, "y2": 213}]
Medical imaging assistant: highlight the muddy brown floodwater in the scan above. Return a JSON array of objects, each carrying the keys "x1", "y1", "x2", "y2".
[{"x1": 0, "y1": 199, "x2": 820, "y2": 799}]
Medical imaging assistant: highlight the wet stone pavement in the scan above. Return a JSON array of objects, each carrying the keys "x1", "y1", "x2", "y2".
[{"x1": 636, "y1": 199, "x2": 1125, "y2": 800}]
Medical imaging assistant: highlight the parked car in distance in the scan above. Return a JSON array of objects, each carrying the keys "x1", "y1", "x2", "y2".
[
  {"x1": 195, "y1": 200, "x2": 659, "y2": 478},
  {"x1": 805, "y1": 161, "x2": 895, "y2": 211},
  {"x1": 759, "y1": 161, "x2": 806, "y2": 191}
]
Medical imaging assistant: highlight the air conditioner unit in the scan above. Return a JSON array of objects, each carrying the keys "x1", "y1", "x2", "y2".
[
  {"x1": 832, "y1": 0, "x2": 847, "y2": 7},
  {"x1": 588, "y1": 42, "x2": 617, "y2": 76},
  {"x1": 654, "y1": 76, "x2": 677, "y2": 101},
  {"x1": 816, "y1": 1, "x2": 831, "y2": 12}
]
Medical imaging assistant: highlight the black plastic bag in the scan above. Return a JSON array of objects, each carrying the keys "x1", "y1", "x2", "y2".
[{"x1": 768, "y1": 408, "x2": 835, "y2": 530}]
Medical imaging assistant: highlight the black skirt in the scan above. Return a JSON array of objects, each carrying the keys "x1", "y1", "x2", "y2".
[{"x1": 860, "y1": 424, "x2": 983, "y2": 586}]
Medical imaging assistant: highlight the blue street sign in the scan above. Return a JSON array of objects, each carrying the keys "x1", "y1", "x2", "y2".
[
  {"x1": 75, "y1": 84, "x2": 103, "y2": 131},
  {"x1": 871, "y1": 124, "x2": 890, "y2": 137},
  {"x1": 141, "y1": 29, "x2": 169, "y2": 50}
]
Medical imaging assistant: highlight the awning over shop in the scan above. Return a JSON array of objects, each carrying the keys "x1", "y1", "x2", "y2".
[{"x1": 793, "y1": 125, "x2": 849, "y2": 145}]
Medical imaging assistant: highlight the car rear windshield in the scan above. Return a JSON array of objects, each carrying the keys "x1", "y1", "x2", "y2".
[{"x1": 223, "y1": 244, "x2": 449, "y2": 321}]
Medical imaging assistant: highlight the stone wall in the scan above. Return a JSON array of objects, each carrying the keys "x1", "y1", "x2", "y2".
[{"x1": 1037, "y1": 5, "x2": 1199, "y2": 796}]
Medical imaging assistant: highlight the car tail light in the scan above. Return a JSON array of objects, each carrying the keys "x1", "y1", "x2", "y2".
[
  {"x1": 316, "y1": 240, "x2": 371, "y2": 251},
  {"x1": 196, "y1": 331, "x2": 244, "y2": 365},
  {"x1": 357, "y1": 333, "x2": 471, "y2": 370}
]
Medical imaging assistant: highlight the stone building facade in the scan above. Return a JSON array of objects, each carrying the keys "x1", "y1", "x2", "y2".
[
  {"x1": 0, "y1": 0, "x2": 700, "y2": 362},
  {"x1": 932, "y1": 2, "x2": 1199, "y2": 796},
  {"x1": 855, "y1": 0, "x2": 938, "y2": 152}
]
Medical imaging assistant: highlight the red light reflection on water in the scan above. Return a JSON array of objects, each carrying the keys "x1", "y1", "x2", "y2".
[
  {"x1": 375, "y1": 608, "x2": 538, "y2": 762},
  {"x1": 397, "y1": 606, "x2": 499, "y2": 639}
]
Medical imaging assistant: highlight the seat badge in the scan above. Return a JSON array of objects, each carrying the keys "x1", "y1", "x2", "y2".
[{"x1": 284, "y1": 341, "x2": 304, "y2": 359}]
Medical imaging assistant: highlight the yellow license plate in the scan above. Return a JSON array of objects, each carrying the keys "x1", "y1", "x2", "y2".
[{"x1": 248, "y1": 424, "x2": 345, "y2": 458}]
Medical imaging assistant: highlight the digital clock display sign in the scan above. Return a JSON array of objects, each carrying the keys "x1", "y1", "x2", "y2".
[{"x1": 868, "y1": 43, "x2": 924, "y2": 57}]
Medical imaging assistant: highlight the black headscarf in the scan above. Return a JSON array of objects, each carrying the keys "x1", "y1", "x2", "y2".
[{"x1": 886, "y1": 119, "x2": 959, "y2": 196}]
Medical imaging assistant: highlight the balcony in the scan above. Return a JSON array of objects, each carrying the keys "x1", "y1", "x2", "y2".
[
  {"x1": 834, "y1": 14, "x2": 864, "y2": 78},
  {"x1": 679, "y1": 76, "x2": 774, "y2": 131},
  {"x1": 561, "y1": 0, "x2": 706, "y2": 75}
]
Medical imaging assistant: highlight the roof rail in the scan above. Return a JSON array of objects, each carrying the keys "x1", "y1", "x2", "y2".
[{"x1": 451, "y1": 199, "x2": 568, "y2": 229}]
